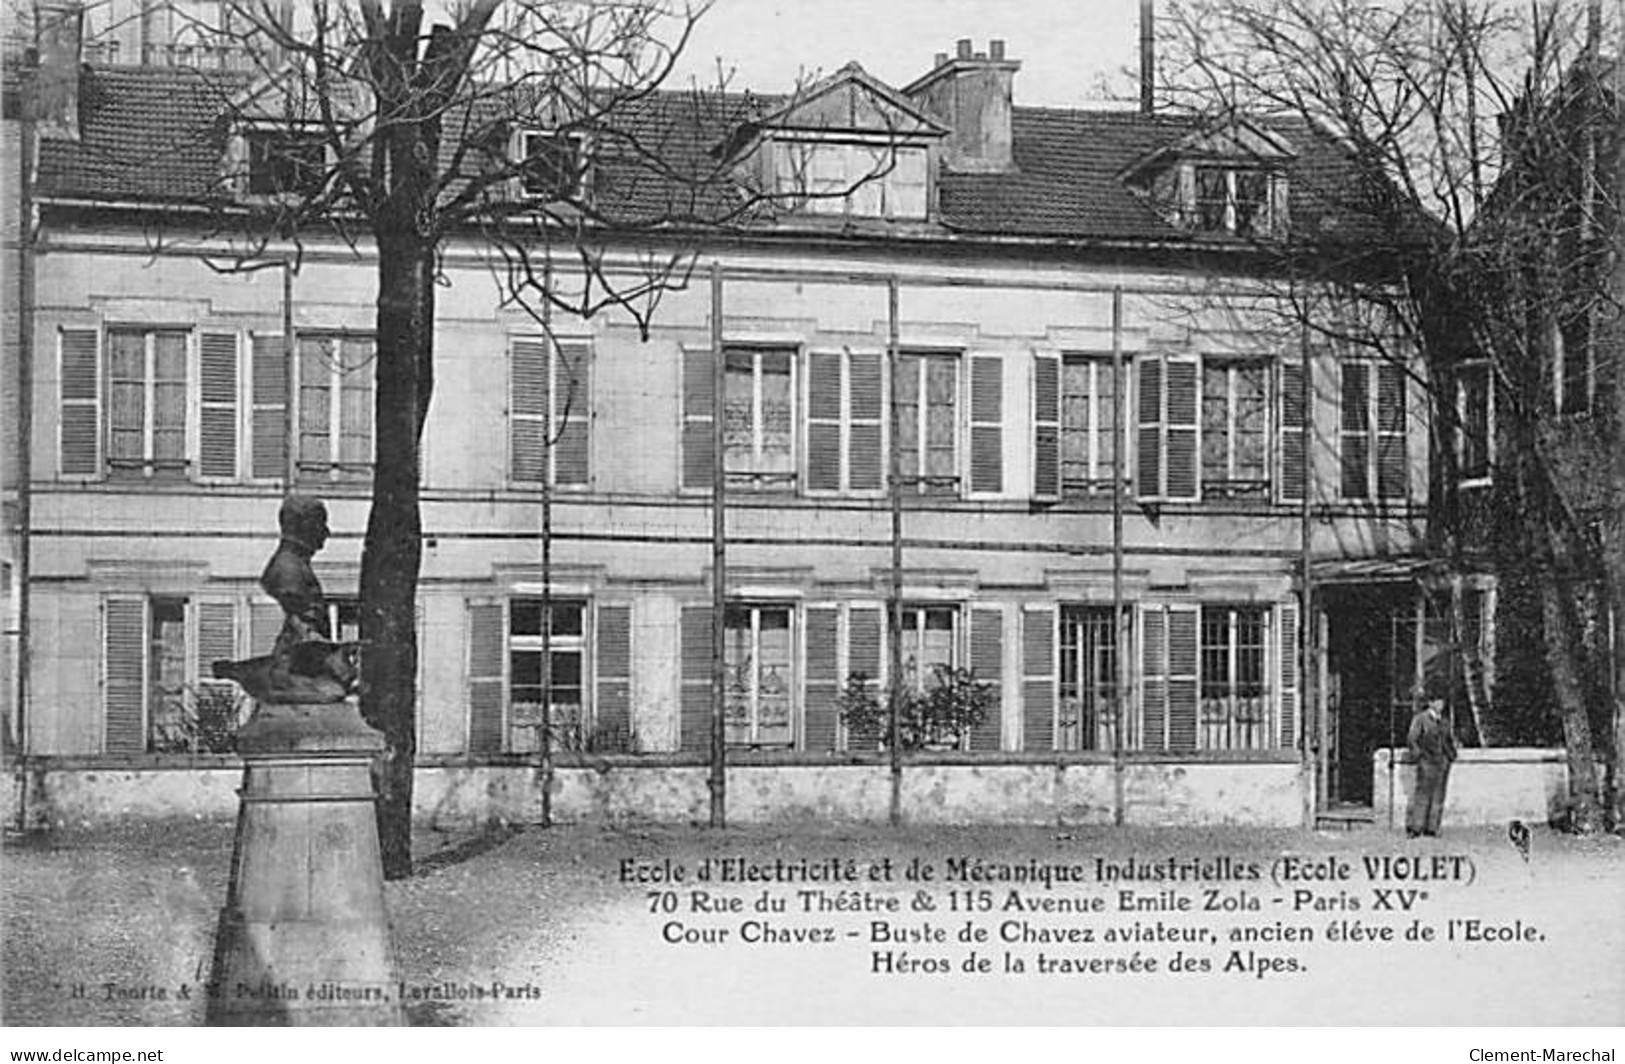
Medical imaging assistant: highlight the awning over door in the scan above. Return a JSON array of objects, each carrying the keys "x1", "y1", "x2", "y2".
[{"x1": 1310, "y1": 556, "x2": 1440, "y2": 585}]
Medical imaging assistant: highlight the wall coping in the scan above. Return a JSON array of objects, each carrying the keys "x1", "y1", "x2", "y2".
[
  {"x1": 6, "y1": 749, "x2": 1304, "y2": 773},
  {"x1": 1374, "y1": 747, "x2": 1567, "y2": 765}
]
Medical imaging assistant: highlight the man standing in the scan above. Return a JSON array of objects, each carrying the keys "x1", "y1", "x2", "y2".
[{"x1": 1406, "y1": 697, "x2": 1458, "y2": 838}]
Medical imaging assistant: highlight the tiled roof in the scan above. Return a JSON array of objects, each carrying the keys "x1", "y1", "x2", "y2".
[{"x1": 35, "y1": 64, "x2": 1376, "y2": 247}]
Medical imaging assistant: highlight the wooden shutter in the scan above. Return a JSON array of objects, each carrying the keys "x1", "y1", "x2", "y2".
[
  {"x1": 103, "y1": 596, "x2": 146, "y2": 755},
  {"x1": 969, "y1": 356, "x2": 1003, "y2": 494},
  {"x1": 1167, "y1": 606, "x2": 1199, "y2": 752},
  {"x1": 554, "y1": 339, "x2": 592, "y2": 487},
  {"x1": 844, "y1": 606, "x2": 884, "y2": 749},
  {"x1": 1140, "y1": 604, "x2": 1168, "y2": 751},
  {"x1": 250, "y1": 332, "x2": 287, "y2": 481},
  {"x1": 1033, "y1": 354, "x2": 1060, "y2": 501},
  {"x1": 195, "y1": 599, "x2": 237, "y2": 675},
  {"x1": 1279, "y1": 360, "x2": 1307, "y2": 504},
  {"x1": 1278, "y1": 601, "x2": 1298, "y2": 751},
  {"x1": 1137, "y1": 357, "x2": 1162, "y2": 500},
  {"x1": 595, "y1": 604, "x2": 632, "y2": 748},
  {"x1": 679, "y1": 606, "x2": 713, "y2": 753},
  {"x1": 1165, "y1": 359, "x2": 1199, "y2": 501},
  {"x1": 467, "y1": 600, "x2": 505, "y2": 755},
  {"x1": 1340, "y1": 362, "x2": 1370, "y2": 498},
  {"x1": 806, "y1": 351, "x2": 843, "y2": 493},
  {"x1": 60, "y1": 327, "x2": 101, "y2": 477},
  {"x1": 845, "y1": 354, "x2": 884, "y2": 493},
  {"x1": 1022, "y1": 607, "x2": 1055, "y2": 751},
  {"x1": 198, "y1": 331, "x2": 239, "y2": 480},
  {"x1": 509, "y1": 338, "x2": 549, "y2": 484},
  {"x1": 803, "y1": 606, "x2": 840, "y2": 752},
  {"x1": 848, "y1": 350, "x2": 884, "y2": 492},
  {"x1": 1376, "y1": 362, "x2": 1407, "y2": 499},
  {"x1": 968, "y1": 607, "x2": 1003, "y2": 751},
  {"x1": 681, "y1": 347, "x2": 714, "y2": 491}
]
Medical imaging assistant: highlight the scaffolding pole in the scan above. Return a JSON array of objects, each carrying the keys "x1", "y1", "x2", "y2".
[
  {"x1": 708, "y1": 262, "x2": 727, "y2": 829},
  {"x1": 887, "y1": 276, "x2": 904, "y2": 828},
  {"x1": 1111, "y1": 287, "x2": 1126, "y2": 827}
]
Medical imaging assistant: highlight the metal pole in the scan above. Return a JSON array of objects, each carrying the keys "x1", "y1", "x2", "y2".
[
  {"x1": 1111, "y1": 287, "x2": 1126, "y2": 827},
  {"x1": 887, "y1": 276, "x2": 903, "y2": 828},
  {"x1": 12, "y1": 71, "x2": 38, "y2": 826},
  {"x1": 539, "y1": 258, "x2": 554, "y2": 828},
  {"x1": 283, "y1": 259, "x2": 296, "y2": 491},
  {"x1": 1300, "y1": 324, "x2": 1318, "y2": 826},
  {"x1": 708, "y1": 262, "x2": 727, "y2": 829}
]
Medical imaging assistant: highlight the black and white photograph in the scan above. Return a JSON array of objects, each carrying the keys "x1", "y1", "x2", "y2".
[{"x1": 1, "y1": 0, "x2": 1623, "y2": 1038}]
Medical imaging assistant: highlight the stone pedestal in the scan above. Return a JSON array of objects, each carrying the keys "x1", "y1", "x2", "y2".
[{"x1": 205, "y1": 699, "x2": 404, "y2": 1026}]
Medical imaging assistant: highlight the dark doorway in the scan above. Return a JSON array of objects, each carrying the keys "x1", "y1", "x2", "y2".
[{"x1": 1322, "y1": 584, "x2": 1440, "y2": 806}]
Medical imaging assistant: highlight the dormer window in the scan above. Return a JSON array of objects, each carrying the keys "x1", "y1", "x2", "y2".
[
  {"x1": 1122, "y1": 118, "x2": 1295, "y2": 240},
  {"x1": 773, "y1": 140, "x2": 929, "y2": 220},
  {"x1": 517, "y1": 130, "x2": 586, "y2": 201},
  {"x1": 245, "y1": 127, "x2": 327, "y2": 198},
  {"x1": 1195, "y1": 166, "x2": 1274, "y2": 236}
]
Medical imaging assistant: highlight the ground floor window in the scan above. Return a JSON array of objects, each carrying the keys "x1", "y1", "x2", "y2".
[
  {"x1": 508, "y1": 599, "x2": 587, "y2": 753},
  {"x1": 1058, "y1": 605, "x2": 1117, "y2": 751},
  {"x1": 899, "y1": 605, "x2": 958, "y2": 690},
  {"x1": 104, "y1": 594, "x2": 244, "y2": 755},
  {"x1": 1199, "y1": 605, "x2": 1269, "y2": 750},
  {"x1": 724, "y1": 604, "x2": 794, "y2": 746}
]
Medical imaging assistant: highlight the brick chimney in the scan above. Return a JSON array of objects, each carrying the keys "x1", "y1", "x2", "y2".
[
  {"x1": 903, "y1": 38, "x2": 1021, "y2": 173},
  {"x1": 34, "y1": 1, "x2": 84, "y2": 141}
]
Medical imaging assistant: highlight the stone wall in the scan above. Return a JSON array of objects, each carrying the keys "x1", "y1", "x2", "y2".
[
  {"x1": 8, "y1": 757, "x2": 1305, "y2": 829},
  {"x1": 1370, "y1": 747, "x2": 1569, "y2": 828}
]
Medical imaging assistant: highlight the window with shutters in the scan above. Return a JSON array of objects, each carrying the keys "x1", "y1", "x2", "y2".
[
  {"x1": 1201, "y1": 359, "x2": 1270, "y2": 498},
  {"x1": 1059, "y1": 356, "x2": 1123, "y2": 498},
  {"x1": 1198, "y1": 605, "x2": 1270, "y2": 751},
  {"x1": 724, "y1": 604, "x2": 795, "y2": 747},
  {"x1": 106, "y1": 327, "x2": 189, "y2": 479},
  {"x1": 1058, "y1": 606, "x2": 1118, "y2": 752},
  {"x1": 897, "y1": 352, "x2": 959, "y2": 495},
  {"x1": 508, "y1": 599, "x2": 587, "y2": 753},
  {"x1": 1456, "y1": 360, "x2": 1493, "y2": 486},
  {"x1": 104, "y1": 595, "x2": 247, "y2": 755},
  {"x1": 509, "y1": 337, "x2": 591, "y2": 487},
  {"x1": 297, "y1": 334, "x2": 374, "y2": 482},
  {"x1": 724, "y1": 347, "x2": 796, "y2": 490},
  {"x1": 1339, "y1": 361, "x2": 1408, "y2": 501}
]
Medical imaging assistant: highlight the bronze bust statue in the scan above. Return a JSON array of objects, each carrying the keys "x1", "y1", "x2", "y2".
[{"x1": 213, "y1": 495, "x2": 360, "y2": 704}]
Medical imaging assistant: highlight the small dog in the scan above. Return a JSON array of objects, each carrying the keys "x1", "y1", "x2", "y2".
[
  {"x1": 1507, "y1": 819, "x2": 1531, "y2": 862},
  {"x1": 214, "y1": 640, "x2": 360, "y2": 704}
]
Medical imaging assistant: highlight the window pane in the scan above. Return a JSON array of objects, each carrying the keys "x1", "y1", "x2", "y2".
[
  {"x1": 1201, "y1": 364, "x2": 1230, "y2": 481},
  {"x1": 1234, "y1": 365, "x2": 1268, "y2": 479},
  {"x1": 1196, "y1": 168, "x2": 1227, "y2": 230},
  {"x1": 759, "y1": 354, "x2": 793, "y2": 466},
  {"x1": 1234, "y1": 170, "x2": 1268, "y2": 235},
  {"x1": 552, "y1": 603, "x2": 584, "y2": 637}
]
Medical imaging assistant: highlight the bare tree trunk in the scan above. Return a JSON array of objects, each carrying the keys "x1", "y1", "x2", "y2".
[
  {"x1": 360, "y1": 227, "x2": 433, "y2": 880},
  {"x1": 1538, "y1": 570, "x2": 1604, "y2": 832}
]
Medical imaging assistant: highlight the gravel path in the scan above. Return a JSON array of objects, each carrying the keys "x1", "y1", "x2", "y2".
[{"x1": 5, "y1": 819, "x2": 1622, "y2": 1026}]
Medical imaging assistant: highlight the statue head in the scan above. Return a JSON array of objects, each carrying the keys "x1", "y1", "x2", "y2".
[{"x1": 278, "y1": 495, "x2": 330, "y2": 554}]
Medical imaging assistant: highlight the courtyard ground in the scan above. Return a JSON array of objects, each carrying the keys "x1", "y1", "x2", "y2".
[{"x1": 3, "y1": 817, "x2": 1622, "y2": 1026}]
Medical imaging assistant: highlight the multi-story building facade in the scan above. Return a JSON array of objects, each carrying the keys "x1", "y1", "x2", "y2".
[{"x1": 6, "y1": 16, "x2": 1464, "y2": 828}]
